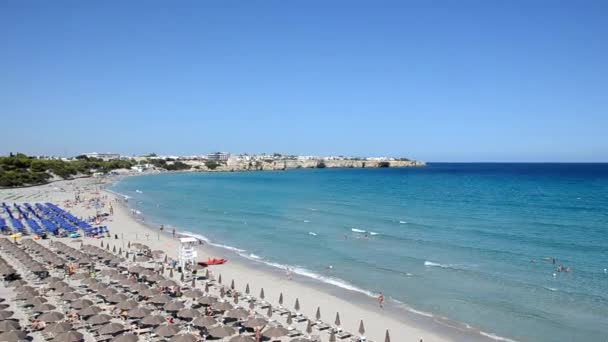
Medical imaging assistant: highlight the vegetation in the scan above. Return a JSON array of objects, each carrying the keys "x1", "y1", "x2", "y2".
[
  {"x1": 0, "y1": 153, "x2": 135, "y2": 187},
  {"x1": 316, "y1": 161, "x2": 327, "y2": 168},
  {"x1": 204, "y1": 161, "x2": 220, "y2": 170},
  {"x1": 378, "y1": 161, "x2": 390, "y2": 168},
  {"x1": 147, "y1": 159, "x2": 191, "y2": 171}
]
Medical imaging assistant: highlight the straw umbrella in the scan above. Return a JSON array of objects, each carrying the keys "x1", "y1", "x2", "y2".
[
  {"x1": 192, "y1": 316, "x2": 217, "y2": 328},
  {"x1": 38, "y1": 311, "x2": 64, "y2": 323},
  {"x1": 116, "y1": 300, "x2": 139, "y2": 311},
  {"x1": 243, "y1": 317, "x2": 268, "y2": 328},
  {"x1": 266, "y1": 305, "x2": 272, "y2": 319},
  {"x1": 335, "y1": 312, "x2": 341, "y2": 327},
  {"x1": 154, "y1": 324, "x2": 180, "y2": 337},
  {"x1": 127, "y1": 307, "x2": 151, "y2": 319},
  {"x1": 177, "y1": 308, "x2": 200, "y2": 320},
  {"x1": 171, "y1": 334, "x2": 198, "y2": 342},
  {"x1": 32, "y1": 304, "x2": 56, "y2": 313},
  {"x1": 169, "y1": 268, "x2": 174, "y2": 278},
  {"x1": 225, "y1": 308, "x2": 248, "y2": 320},
  {"x1": 286, "y1": 312, "x2": 293, "y2": 327},
  {"x1": 79, "y1": 306, "x2": 103, "y2": 317},
  {"x1": 259, "y1": 288, "x2": 265, "y2": 301},
  {"x1": 385, "y1": 329, "x2": 391, "y2": 342},
  {"x1": 358, "y1": 320, "x2": 366, "y2": 337},
  {"x1": 329, "y1": 330, "x2": 336, "y2": 342},
  {"x1": 24, "y1": 296, "x2": 47, "y2": 306},
  {"x1": 180, "y1": 272, "x2": 185, "y2": 282},
  {"x1": 101, "y1": 241, "x2": 104, "y2": 248},
  {"x1": 197, "y1": 296, "x2": 217, "y2": 306},
  {"x1": 43, "y1": 322, "x2": 73, "y2": 336},
  {"x1": 315, "y1": 307, "x2": 321, "y2": 321},
  {"x1": 106, "y1": 244, "x2": 110, "y2": 251},
  {"x1": 99, "y1": 323, "x2": 125, "y2": 336},
  {"x1": 108, "y1": 293, "x2": 129, "y2": 304},
  {"x1": 112, "y1": 334, "x2": 138, "y2": 342},
  {"x1": 87, "y1": 314, "x2": 112, "y2": 325},
  {"x1": 191, "y1": 277, "x2": 195, "y2": 288},
  {"x1": 140, "y1": 315, "x2": 165, "y2": 326},
  {"x1": 183, "y1": 289, "x2": 203, "y2": 298},
  {"x1": 71, "y1": 299, "x2": 94, "y2": 310},
  {"x1": 245, "y1": 283, "x2": 250, "y2": 295},
  {"x1": 263, "y1": 326, "x2": 289, "y2": 339},
  {"x1": 51, "y1": 331, "x2": 84, "y2": 342},
  {"x1": 220, "y1": 287, "x2": 225, "y2": 298},
  {"x1": 249, "y1": 301, "x2": 255, "y2": 310},
  {"x1": 208, "y1": 325, "x2": 235, "y2": 338},
  {"x1": 229, "y1": 336, "x2": 254, "y2": 342},
  {"x1": 278, "y1": 293, "x2": 283, "y2": 306},
  {"x1": 0, "y1": 320, "x2": 20, "y2": 332},
  {"x1": 164, "y1": 301, "x2": 185, "y2": 312},
  {"x1": 0, "y1": 331, "x2": 29, "y2": 342},
  {"x1": 212, "y1": 301, "x2": 233, "y2": 311},
  {"x1": 218, "y1": 274, "x2": 222, "y2": 284},
  {"x1": 294, "y1": 298, "x2": 300, "y2": 312},
  {"x1": 306, "y1": 320, "x2": 313, "y2": 336}
]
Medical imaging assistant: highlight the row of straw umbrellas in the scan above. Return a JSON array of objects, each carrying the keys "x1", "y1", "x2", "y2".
[{"x1": 0, "y1": 237, "x2": 392, "y2": 342}]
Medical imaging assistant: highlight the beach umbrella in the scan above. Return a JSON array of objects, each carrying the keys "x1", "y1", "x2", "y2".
[
  {"x1": 225, "y1": 308, "x2": 248, "y2": 319},
  {"x1": 169, "y1": 268, "x2": 174, "y2": 278},
  {"x1": 170, "y1": 334, "x2": 198, "y2": 342},
  {"x1": 306, "y1": 320, "x2": 313, "y2": 335},
  {"x1": 358, "y1": 320, "x2": 366, "y2": 336},
  {"x1": 180, "y1": 272, "x2": 184, "y2": 282},
  {"x1": 220, "y1": 287, "x2": 225, "y2": 298},
  {"x1": 212, "y1": 301, "x2": 233, "y2": 311},
  {"x1": 136, "y1": 255, "x2": 150, "y2": 262},
  {"x1": 249, "y1": 301, "x2": 255, "y2": 310},
  {"x1": 197, "y1": 296, "x2": 217, "y2": 306},
  {"x1": 0, "y1": 304, "x2": 8, "y2": 310},
  {"x1": 243, "y1": 317, "x2": 268, "y2": 328},
  {"x1": 329, "y1": 330, "x2": 336, "y2": 342},
  {"x1": 87, "y1": 313, "x2": 112, "y2": 325},
  {"x1": 229, "y1": 336, "x2": 254, "y2": 342},
  {"x1": 205, "y1": 269, "x2": 209, "y2": 278},
  {"x1": 43, "y1": 322, "x2": 73, "y2": 335},
  {"x1": 128, "y1": 242, "x2": 131, "y2": 248},
  {"x1": 79, "y1": 306, "x2": 103, "y2": 317},
  {"x1": 32, "y1": 304, "x2": 56, "y2": 313},
  {"x1": 0, "y1": 330, "x2": 28, "y2": 342},
  {"x1": 128, "y1": 265, "x2": 145, "y2": 274},
  {"x1": 177, "y1": 308, "x2": 200, "y2": 320},
  {"x1": 208, "y1": 325, "x2": 235, "y2": 338},
  {"x1": 259, "y1": 288, "x2": 265, "y2": 300},
  {"x1": 192, "y1": 316, "x2": 217, "y2": 328},
  {"x1": 286, "y1": 312, "x2": 293, "y2": 325},
  {"x1": 204, "y1": 282, "x2": 210, "y2": 293},
  {"x1": 130, "y1": 283, "x2": 149, "y2": 293},
  {"x1": 294, "y1": 298, "x2": 300, "y2": 312},
  {"x1": 71, "y1": 299, "x2": 94, "y2": 310},
  {"x1": 99, "y1": 323, "x2": 125, "y2": 336},
  {"x1": 191, "y1": 277, "x2": 195, "y2": 288},
  {"x1": 141, "y1": 288, "x2": 161, "y2": 297},
  {"x1": 149, "y1": 294, "x2": 172, "y2": 304},
  {"x1": 233, "y1": 293, "x2": 239, "y2": 304},
  {"x1": 106, "y1": 243, "x2": 110, "y2": 251},
  {"x1": 266, "y1": 305, "x2": 272, "y2": 318},
  {"x1": 263, "y1": 326, "x2": 289, "y2": 338},
  {"x1": 112, "y1": 245, "x2": 116, "y2": 253},
  {"x1": 278, "y1": 293, "x2": 283, "y2": 305},
  {"x1": 385, "y1": 329, "x2": 391, "y2": 342},
  {"x1": 116, "y1": 300, "x2": 139, "y2": 311},
  {"x1": 163, "y1": 301, "x2": 185, "y2": 312},
  {"x1": 52, "y1": 331, "x2": 84, "y2": 342},
  {"x1": 0, "y1": 320, "x2": 20, "y2": 332},
  {"x1": 183, "y1": 289, "x2": 203, "y2": 298},
  {"x1": 132, "y1": 254, "x2": 136, "y2": 262},
  {"x1": 38, "y1": 311, "x2": 65, "y2": 323},
  {"x1": 245, "y1": 283, "x2": 250, "y2": 295},
  {"x1": 335, "y1": 312, "x2": 341, "y2": 326},
  {"x1": 118, "y1": 248, "x2": 122, "y2": 255},
  {"x1": 111, "y1": 334, "x2": 138, "y2": 342},
  {"x1": 101, "y1": 241, "x2": 104, "y2": 248},
  {"x1": 125, "y1": 252, "x2": 129, "y2": 259},
  {"x1": 164, "y1": 254, "x2": 168, "y2": 263},
  {"x1": 108, "y1": 293, "x2": 129, "y2": 303},
  {"x1": 127, "y1": 307, "x2": 151, "y2": 319},
  {"x1": 154, "y1": 324, "x2": 180, "y2": 337},
  {"x1": 140, "y1": 315, "x2": 165, "y2": 326},
  {"x1": 24, "y1": 297, "x2": 47, "y2": 307},
  {"x1": 230, "y1": 279, "x2": 235, "y2": 290},
  {"x1": 218, "y1": 274, "x2": 222, "y2": 284},
  {"x1": 15, "y1": 285, "x2": 36, "y2": 293}
]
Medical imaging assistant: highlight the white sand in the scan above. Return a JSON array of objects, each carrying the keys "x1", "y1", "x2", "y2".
[{"x1": 0, "y1": 177, "x2": 473, "y2": 342}]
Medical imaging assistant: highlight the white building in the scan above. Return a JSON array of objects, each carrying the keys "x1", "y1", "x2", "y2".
[
  {"x1": 83, "y1": 152, "x2": 121, "y2": 161},
  {"x1": 207, "y1": 152, "x2": 230, "y2": 161}
]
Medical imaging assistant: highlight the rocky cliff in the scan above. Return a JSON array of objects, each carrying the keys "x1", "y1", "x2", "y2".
[{"x1": 185, "y1": 159, "x2": 425, "y2": 172}]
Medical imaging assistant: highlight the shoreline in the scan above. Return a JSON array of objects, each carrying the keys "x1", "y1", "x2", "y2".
[
  {"x1": 106, "y1": 175, "x2": 505, "y2": 342},
  {"x1": 1, "y1": 176, "x2": 503, "y2": 342}
]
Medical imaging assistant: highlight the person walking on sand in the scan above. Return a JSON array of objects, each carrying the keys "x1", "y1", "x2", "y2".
[
  {"x1": 172, "y1": 228, "x2": 176, "y2": 239},
  {"x1": 378, "y1": 292, "x2": 385, "y2": 308}
]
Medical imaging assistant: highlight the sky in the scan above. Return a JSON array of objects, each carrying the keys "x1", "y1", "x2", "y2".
[{"x1": 0, "y1": 1, "x2": 607, "y2": 162}]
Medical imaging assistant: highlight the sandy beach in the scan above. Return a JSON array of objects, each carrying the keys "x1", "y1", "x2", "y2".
[{"x1": 0, "y1": 176, "x2": 493, "y2": 342}]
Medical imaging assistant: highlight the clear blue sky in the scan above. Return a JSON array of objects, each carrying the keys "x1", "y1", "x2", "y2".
[{"x1": 1, "y1": 1, "x2": 606, "y2": 162}]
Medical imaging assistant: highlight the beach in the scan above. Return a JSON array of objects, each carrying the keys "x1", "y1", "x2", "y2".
[{"x1": 1, "y1": 176, "x2": 468, "y2": 342}]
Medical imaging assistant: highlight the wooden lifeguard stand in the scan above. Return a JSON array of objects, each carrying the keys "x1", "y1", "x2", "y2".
[{"x1": 178, "y1": 237, "x2": 198, "y2": 269}]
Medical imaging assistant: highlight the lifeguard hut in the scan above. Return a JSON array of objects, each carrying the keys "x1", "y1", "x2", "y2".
[{"x1": 178, "y1": 237, "x2": 198, "y2": 269}]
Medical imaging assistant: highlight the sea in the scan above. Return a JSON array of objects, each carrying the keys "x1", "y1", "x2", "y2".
[{"x1": 111, "y1": 163, "x2": 608, "y2": 342}]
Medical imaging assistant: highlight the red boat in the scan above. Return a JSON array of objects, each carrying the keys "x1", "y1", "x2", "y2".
[{"x1": 198, "y1": 258, "x2": 227, "y2": 266}]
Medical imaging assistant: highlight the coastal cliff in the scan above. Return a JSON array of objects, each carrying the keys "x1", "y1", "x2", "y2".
[{"x1": 186, "y1": 159, "x2": 426, "y2": 172}]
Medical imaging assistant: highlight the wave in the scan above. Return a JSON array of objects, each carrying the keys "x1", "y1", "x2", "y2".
[
  {"x1": 424, "y1": 260, "x2": 464, "y2": 270},
  {"x1": 351, "y1": 228, "x2": 366, "y2": 233},
  {"x1": 369, "y1": 231, "x2": 378, "y2": 236},
  {"x1": 399, "y1": 220, "x2": 408, "y2": 224},
  {"x1": 303, "y1": 220, "x2": 310, "y2": 223},
  {"x1": 308, "y1": 232, "x2": 317, "y2": 236},
  {"x1": 181, "y1": 231, "x2": 246, "y2": 253}
]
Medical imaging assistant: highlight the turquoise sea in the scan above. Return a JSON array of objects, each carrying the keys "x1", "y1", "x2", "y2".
[{"x1": 111, "y1": 163, "x2": 608, "y2": 342}]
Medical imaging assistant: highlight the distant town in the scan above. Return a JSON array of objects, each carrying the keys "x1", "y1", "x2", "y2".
[{"x1": 41, "y1": 152, "x2": 425, "y2": 173}]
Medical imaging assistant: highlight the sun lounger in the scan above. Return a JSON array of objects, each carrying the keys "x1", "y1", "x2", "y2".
[{"x1": 336, "y1": 331, "x2": 352, "y2": 339}]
